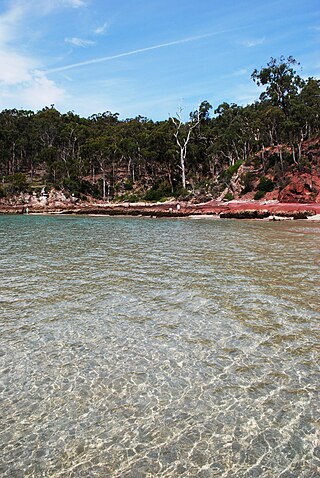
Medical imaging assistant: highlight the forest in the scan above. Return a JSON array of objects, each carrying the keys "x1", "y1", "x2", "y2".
[{"x1": 0, "y1": 57, "x2": 319, "y2": 203}]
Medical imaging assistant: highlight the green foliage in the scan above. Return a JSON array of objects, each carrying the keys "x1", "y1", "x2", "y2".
[
  {"x1": 13, "y1": 173, "x2": 27, "y2": 188},
  {"x1": 5, "y1": 173, "x2": 28, "y2": 193},
  {"x1": 257, "y1": 176, "x2": 275, "y2": 192},
  {"x1": 144, "y1": 181, "x2": 172, "y2": 201},
  {"x1": 252, "y1": 177, "x2": 275, "y2": 200},
  {"x1": 242, "y1": 172, "x2": 255, "y2": 194},
  {"x1": 220, "y1": 160, "x2": 243, "y2": 183},
  {"x1": 251, "y1": 56, "x2": 304, "y2": 113},
  {"x1": 124, "y1": 179, "x2": 133, "y2": 190},
  {"x1": 0, "y1": 57, "x2": 318, "y2": 202},
  {"x1": 223, "y1": 192, "x2": 234, "y2": 201},
  {"x1": 254, "y1": 190, "x2": 266, "y2": 200},
  {"x1": 174, "y1": 187, "x2": 191, "y2": 199},
  {"x1": 62, "y1": 177, "x2": 100, "y2": 198},
  {"x1": 125, "y1": 194, "x2": 139, "y2": 202}
]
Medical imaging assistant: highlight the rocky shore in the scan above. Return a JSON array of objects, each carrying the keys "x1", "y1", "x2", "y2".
[{"x1": 1, "y1": 193, "x2": 320, "y2": 220}]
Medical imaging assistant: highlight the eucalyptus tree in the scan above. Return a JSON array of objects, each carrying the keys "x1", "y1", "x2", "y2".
[
  {"x1": 170, "y1": 106, "x2": 201, "y2": 189},
  {"x1": 213, "y1": 103, "x2": 247, "y2": 167},
  {"x1": 119, "y1": 116, "x2": 153, "y2": 184},
  {"x1": 81, "y1": 134, "x2": 117, "y2": 200},
  {"x1": 0, "y1": 109, "x2": 34, "y2": 176},
  {"x1": 146, "y1": 120, "x2": 177, "y2": 191},
  {"x1": 296, "y1": 78, "x2": 320, "y2": 138},
  {"x1": 251, "y1": 56, "x2": 304, "y2": 115}
]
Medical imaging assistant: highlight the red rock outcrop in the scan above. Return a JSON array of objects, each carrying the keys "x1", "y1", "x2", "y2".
[{"x1": 278, "y1": 173, "x2": 320, "y2": 203}]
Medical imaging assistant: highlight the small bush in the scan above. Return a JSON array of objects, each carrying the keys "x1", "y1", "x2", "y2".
[
  {"x1": 123, "y1": 193, "x2": 139, "y2": 202},
  {"x1": 144, "y1": 181, "x2": 172, "y2": 201},
  {"x1": 174, "y1": 186, "x2": 190, "y2": 199},
  {"x1": 6, "y1": 173, "x2": 28, "y2": 193},
  {"x1": 124, "y1": 180, "x2": 133, "y2": 191},
  {"x1": 242, "y1": 172, "x2": 255, "y2": 194},
  {"x1": 144, "y1": 188, "x2": 163, "y2": 201},
  {"x1": 62, "y1": 178, "x2": 101, "y2": 198},
  {"x1": 257, "y1": 176, "x2": 275, "y2": 192},
  {"x1": 254, "y1": 190, "x2": 265, "y2": 200},
  {"x1": 223, "y1": 192, "x2": 234, "y2": 201}
]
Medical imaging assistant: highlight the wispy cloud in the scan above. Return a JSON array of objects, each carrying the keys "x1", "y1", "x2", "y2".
[
  {"x1": 0, "y1": 2, "x2": 25, "y2": 44},
  {"x1": 222, "y1": 68, "x2": 248, "y2": 79},
  {"x1": 227, "y1": 82, "x2": 261, "y2": 106},
  {"x1": 0, "y1": 1, "x2": 66, "y2": 109},
  {"x1": 0, "y1": 69, "x2": 66, "y2": 110},
  {"x1": 0, "y1": 50, "x2": 36, "y2": 84},
  {"x1": 94, "y1": 22, "x2": 109, "y2": 35},
  {"x1": 21, "y1": 72, "x2": 66, "y2": 108},
  {"x1": 46, "y1": 31, "x2": 233, "y2": 74},
  {"x1": 65, "y1": 37, "x2": 95, "y2": 47},
  {"x1": 241, "y1": 37, "x2": 266, "y2": 48},
  {"x1": 62, "y1": 0, "x2": 87, "y2": 8}
]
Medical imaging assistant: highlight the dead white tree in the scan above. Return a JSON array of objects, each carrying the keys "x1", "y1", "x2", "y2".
[{"x1": 170, "y1": 106, "x2": 200, "y2": 189}]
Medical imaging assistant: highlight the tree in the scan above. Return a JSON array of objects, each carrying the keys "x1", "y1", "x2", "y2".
[
  {"x1": 147, "y1": 121, "x2": 177, "y2": 191},
  {"x1": 170, "y1": 106, "x2": 200, "y2": 188},
  {"x1": 251, "y1": 56, "x2": 304, "y2": 115},
  {"x1": 190, "y1": 100, "x2": 212, "y2": 123}
]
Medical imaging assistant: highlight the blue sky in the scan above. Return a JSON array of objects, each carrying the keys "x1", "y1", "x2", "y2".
[{"x1": 0, "y1": 0, "x2": 319, "y2": 120}]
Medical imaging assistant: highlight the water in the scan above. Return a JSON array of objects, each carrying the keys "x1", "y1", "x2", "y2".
[{"x1": 0, "y1": 215, "x2": 319, "y2": 477}]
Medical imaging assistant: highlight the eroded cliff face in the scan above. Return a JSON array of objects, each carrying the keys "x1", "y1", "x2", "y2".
[
  {"x1": 225, "y1": 138, "x2": 320, "y2": 203},
  {"x1": 278, "y1": 173, "x2": 320, "y2": 203}
]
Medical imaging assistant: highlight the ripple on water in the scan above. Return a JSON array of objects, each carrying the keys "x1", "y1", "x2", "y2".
[{"x1": 0, "y1": 216, "x2": 319, "y2": 477}]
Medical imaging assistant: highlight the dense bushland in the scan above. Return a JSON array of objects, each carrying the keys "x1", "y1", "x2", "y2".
[{"x1": 0, "y1": 57, "x2": 319, "y2": 201}]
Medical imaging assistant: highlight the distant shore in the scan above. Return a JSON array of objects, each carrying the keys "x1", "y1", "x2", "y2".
[{"x1": 1, "y1": 199, "x2": 320, "y2": 220}]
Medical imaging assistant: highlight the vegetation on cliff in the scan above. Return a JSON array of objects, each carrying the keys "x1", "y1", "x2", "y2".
[{"x1": 0, "y1": 57, "x2": 319, "y2": 203}]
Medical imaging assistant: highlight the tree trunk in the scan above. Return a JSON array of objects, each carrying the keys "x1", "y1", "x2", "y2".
[
  {"x1": 102, "y1": 172, "x2": 106, "y2": 201},
  {"x1": 181, "y1": 147, "x2": 186, "y2": 189},
  {"x1": 171, "y1": 107, "x2": 200, "y2": 189},
  {"x1": 298, "y1": 142, "x2": 302, "y2": 162},
  {"x1": 292, "y1": 144, "x2": 298, "y2": 166},
  {"x1": 279, "y1": 146, "x2": 284, "y2": 173}
]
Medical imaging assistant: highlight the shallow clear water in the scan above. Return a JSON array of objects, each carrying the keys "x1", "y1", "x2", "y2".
[{"x1": 0, "y1": 215, "x2": 319, "y2": 477}]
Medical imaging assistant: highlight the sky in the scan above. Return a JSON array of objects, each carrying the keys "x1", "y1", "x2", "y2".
[{"x1": 0, "y1": 0, "x2": 319, "y2": 120}]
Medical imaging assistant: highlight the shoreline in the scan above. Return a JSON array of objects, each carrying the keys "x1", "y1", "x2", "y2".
[{"x1": 1, "y1": 200, "x2": 320, "y2": 220}]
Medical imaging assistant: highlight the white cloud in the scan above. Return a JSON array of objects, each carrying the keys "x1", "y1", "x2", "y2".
[
  {"x1": 0, "y1": 2, "x2": 26, "y2": 44},
  {"x1": 0, "y1": 71, "x2": 66, "y2": 111},
  {"x1": 65, "y1": 37, "x2": 95, "y2": 47},
  {"x1": 0, "y1": 1, "x2": 66, "y2": 110},
  {"x1": 46, "y1": 32, "x2": 224, "y2": 73},
  {"x1": 61, "y1": 0, "x2": 87, "y2": 7},
  {"x1": 241, "y1": 37, "x2": 265, "y2": 48},
  {"x1": 0, "y1": 0, "x2": 87, "y2": 29},
  {"x1": 94, "y1": 22, "x2": 109, "y2": 35},
  {"x1": 21, "y1": 72, "x2": 66, "y2": 109},
  {"x1": 222, "y1": 68, "x2": 248, "y2": 79},
  {"x1": 0, "y1": 57, "x2": 66, "y2": 110},
  {"x1": 233, "y1": 68, "x2": 248, "y2": 76},
  {"x1": 0, "y1": 50, "x2": 36, "y2": 84},
  {"x1": 228, "y1": 82, "x2": 261, "y2": 105}
]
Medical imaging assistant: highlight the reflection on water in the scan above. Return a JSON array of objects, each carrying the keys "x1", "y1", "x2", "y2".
[{"x1": 0, "y1": 215, "x2": 319, "y2": 477}]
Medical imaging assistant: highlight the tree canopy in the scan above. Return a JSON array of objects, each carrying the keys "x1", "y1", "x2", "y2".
[{"x1": 0, "y1": 57, "x2": 319, "y2": 201}]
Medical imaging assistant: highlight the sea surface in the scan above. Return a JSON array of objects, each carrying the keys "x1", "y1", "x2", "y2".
[{"x1": 0, "y1": 215, "x2": 319, "y2": 477}]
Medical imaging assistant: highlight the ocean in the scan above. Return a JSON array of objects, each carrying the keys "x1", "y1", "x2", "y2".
[{"x1": 0, "y1": 215, "x2": 319, "y2": 477}]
